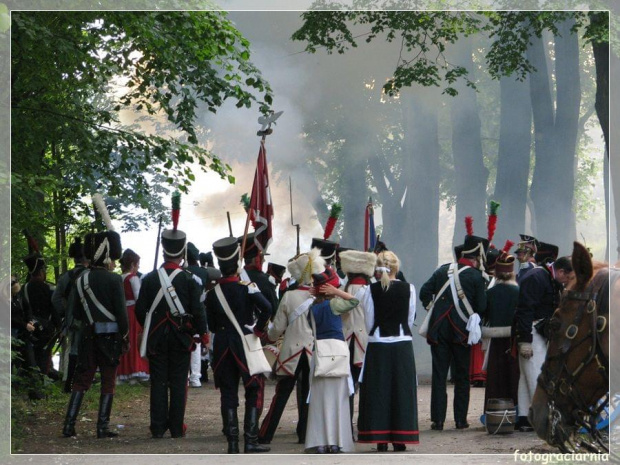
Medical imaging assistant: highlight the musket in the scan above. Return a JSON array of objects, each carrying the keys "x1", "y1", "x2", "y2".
[
  {"x1": 290, "y1": 176, "x2": 300, "y2": 256},
  {"x1": 153, "y1": 215, "x2": 163, "y2": 271},
  {"x1": 227, "y1": 211, "x2": 233, "y2": 237}
]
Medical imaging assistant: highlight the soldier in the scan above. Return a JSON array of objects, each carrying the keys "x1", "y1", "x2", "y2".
[
  {"x1": 515, "y1": 235, "x2": 539, "y2": 283},
  {"x1": 419, "y1": 233, "x2": 488, "y2": 431},
  {"x1": 135, "y1": 227, "x2": 208, "y2": 438},
  {"x1": 338, "y1": 249, "x2": 376, "y2": 439},
  {"x1": 239, "y1": 233, "x2": 278, "y2": 319},
  {"x1": 513, "y1": 246, "x2": 572, "y2": 432},
  {"x1": 206, "y1": 236, "x2": 272, "y2": 454},
  {"x1": 22, "y1": 251, "x2": 60, "y2": 379},
  {"x1": 258, "y1": 250, "x2": 323, "y2": 445},
  {"x1": 266, "y1": 262, "x2": 286, "y2": 299},
  {"x1": 62, "y1": 230, "x2": 128, "y2": 438},
  {"x1": 185, "y1": 242, "x2": 209, "y2": 388},
  {"x1": 52, "y1": 237, "x2": 89, "y2": 392}
]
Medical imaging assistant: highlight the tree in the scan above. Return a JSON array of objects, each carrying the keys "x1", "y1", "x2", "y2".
[{"x1": 11, "y1": 11, "x2": 273, "y2": 275}]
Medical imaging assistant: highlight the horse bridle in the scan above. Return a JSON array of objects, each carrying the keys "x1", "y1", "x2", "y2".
[{"x1": 537, "y1": 271, "x2": 609, "y2": 452}]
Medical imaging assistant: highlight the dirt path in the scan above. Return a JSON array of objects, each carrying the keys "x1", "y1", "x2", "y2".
[{"x1": 13, "y1": 377, "x2": 556, "y2": 456}]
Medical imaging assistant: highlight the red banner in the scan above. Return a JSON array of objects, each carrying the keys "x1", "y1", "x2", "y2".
[{"x1": 249, "y1": 140, "x2": 273, "y2": 253}]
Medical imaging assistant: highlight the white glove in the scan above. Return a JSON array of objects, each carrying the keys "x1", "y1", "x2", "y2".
[
  {"x1": 466, "y1": 313, "x2": 481, "y2": 345},
  {"x1": 519, "y1": 342, "x2": 533, "y2": 359}
]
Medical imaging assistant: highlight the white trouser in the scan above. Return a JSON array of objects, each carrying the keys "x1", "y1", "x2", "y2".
[
  {"x1": 189, "y1": 342, "x2": 202, "y2": 383},
  {"x1": 517, "y1": 324, "x2": 547, "y2": 416}
]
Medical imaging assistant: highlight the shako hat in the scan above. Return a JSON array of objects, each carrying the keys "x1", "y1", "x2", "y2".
[
  {"x1": 23, "y1": 252, "x2": 46, "y2": 275},
  {"x1": 161, "y1": 191, "x2": 186, "y2": 258},
  {"x1": 68, "y1": 237, "x2": 85, "y2": 261},
  {"x1": 485, "y1": 247, "x2": 500, "y2": 272},
  {"x1": 239, "y1": 232, "x2": 268, "y2": 260},
  {"x1": 461, "y1": 216, "x2": 489, "y2": 262},
  {"x1": 213, "y1": 236, "x2": 240, "y2": 267},
  {"x1": 85, "y1": 231, "x2": 122, "y2": 266},
  {"x1": 161, "y1": 229, "x2": 187, "y2": 258},
  {"x1": 454, "y1": 244, "x2": 464, "y2": 261},
  {"x1": 340, "y1": 250, "x2": 377, "y2": 277},
  {"x1": 535, "y1": 242, "x2": 559, "y2": 265},
  {"x1": 310, "y1": 238, "x2": 339, "y2": 261},
  {"x1": 267, "y1": 262, "x2": 286, "y2": 281},
  {"x1": 515, "y1": 234, "x2": 539, "y2": 254},
  {"x1": 186, "y1": 242, "x2": 200, "y2": 262},
  {"x1": 495, "y1": 251, "x2": 516, "y2": 274}
]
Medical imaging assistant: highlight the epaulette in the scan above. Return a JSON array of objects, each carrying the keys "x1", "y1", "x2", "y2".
[{"x1": 239, "y1": 280, "x2": 251, "y2": 286}]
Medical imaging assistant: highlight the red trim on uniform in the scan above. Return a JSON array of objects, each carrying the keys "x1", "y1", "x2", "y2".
[
  {"x1": 219, "y1": 276, "x2": 239, "y2": 284},
  {"x1": 349, "y1": 277, "x2": 368, "y2": 285},
  {"x1": 163, "y1": 262, "x2": 182, "y2": 270},
  {"x1": 212, "y1": 347, "x2": 230, "y2": 374},
  {"x1": 297, "y1": 285, "x2": 311, "y2": 291},
  {"x1": 244, "y1": 264, "x2": 261, "y2": 272},
  {"x1": 457, "y1": 258, "x2": 476, "y2": 268}
]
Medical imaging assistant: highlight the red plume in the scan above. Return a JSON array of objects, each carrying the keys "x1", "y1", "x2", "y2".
[
  {"x1": 465, "y1": 216, "x2": 474, "y2": 236},
  {"x1": 502, "y1": 239, "x2": 514, "y2": 253},
  {"x1": 23, "y1": 229, "x2": 40, "y2": 254},
  {"x1": 323, "y1": 203, "x2": 342, "y2": 240},
  {"x1": 487, "y1": 200, "x2": 500, "y2": 243}
]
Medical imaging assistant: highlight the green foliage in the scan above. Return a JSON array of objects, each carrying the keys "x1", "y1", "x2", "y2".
[
  {"x1": 11, "y1": 11, "x2": 272, "y2": 274},
  {"x1": 293, "y1": 9, "x2": 605, "y2": 94}
]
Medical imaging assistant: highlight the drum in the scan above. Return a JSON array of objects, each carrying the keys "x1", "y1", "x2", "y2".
[{"x1": 485, "y1": 398, "x2": 516, "y2": 434}]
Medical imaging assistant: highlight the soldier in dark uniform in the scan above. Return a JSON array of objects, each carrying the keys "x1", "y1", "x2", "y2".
[
  {"x1": 52, "y1": 237, "x2": 89, "y2": 392},
  {"x1": 419, "y1": 234, "x2": 488, "y2": 431},
  {"x1": 62, "y1": 230, "x2": 128, "y2": 438},
  {"x1": 21, "y1": 252, "x2": 60, "y2": 378},
  {"x1": 239, "y1": 233, "x2": 278, "y2": 319},
  {"x1": 206, "y1": 236, "x2": 272, "y2": 454},
  {"x1": 515, "y1": 235, "x2": 539, "y2": 283},
  {"x1": 135, "y1": 228, "x2": 208, "y2": 438},
  {"x1": 513, "y1": 246, "x2": 572, "y2": 431},
  {"x1": 266, "y1": 262, "x2": 286, "y2": 299}
]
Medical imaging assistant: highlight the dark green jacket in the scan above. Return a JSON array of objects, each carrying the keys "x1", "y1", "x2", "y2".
[
  {"x1": 485, "y1": 282, "x2": 519, "y2": 328},
  {"x1": 419, "y1": 261, "x2": 487, "y2": 345},
  {"x1": 72, "y1": 267, "x2": 128, "y2": 336},
  {"x1": 135, "y1": 262, "x2": 207, "y2": 355}
]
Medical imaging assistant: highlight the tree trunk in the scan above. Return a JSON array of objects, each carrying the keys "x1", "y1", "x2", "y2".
[
  {"x1": 449, "y1": 36, "x2": 489, "y2": 247},
  {"x1": 589, "y1": 12, "x2": 610, "y2": 257},
  {"x1": 493, "y1": 74, "x2": 532, "y2": 245},
  {"x1": 528, "y1": 18, "x2": 581, "y2": 255},
  {"x1": 401, "y1": 89, "x2": 440, "y2": 288},
  {"x1": 610, "y1": 45, "x2": 620, "y2": 261}
]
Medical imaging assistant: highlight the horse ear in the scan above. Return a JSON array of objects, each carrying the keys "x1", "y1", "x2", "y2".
[{"x1": 572, "y1": 241, "x2": 592, "y2": 290}]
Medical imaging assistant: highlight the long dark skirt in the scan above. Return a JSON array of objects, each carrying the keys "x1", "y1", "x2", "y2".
[
  {"x1": 484, "y1": 337, "x2": 520, "y2": 409},
  {"x1": 357, "y1": 340, "x2": 419, "y2": 444}
]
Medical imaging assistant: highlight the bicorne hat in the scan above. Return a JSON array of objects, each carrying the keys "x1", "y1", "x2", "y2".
[{"x1": 535, "y1": 242, "x2": 559, "y2": 265}]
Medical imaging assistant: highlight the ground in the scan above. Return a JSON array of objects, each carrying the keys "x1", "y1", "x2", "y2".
[{"x1": 13, "y1": 377, "x2": 558, "y2": 456}]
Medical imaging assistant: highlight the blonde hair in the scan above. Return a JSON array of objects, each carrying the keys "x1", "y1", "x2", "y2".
[{"x1": 376, "y1": 251, "x2": 400, "y2": 291}]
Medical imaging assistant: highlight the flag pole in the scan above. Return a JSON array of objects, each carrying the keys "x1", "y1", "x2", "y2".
[{"x1": 240, "y1": 110, "x2": 282, "y2": 263}]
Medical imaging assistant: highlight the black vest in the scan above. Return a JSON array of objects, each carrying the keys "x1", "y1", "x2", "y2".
[{"x1": 369, "y1": 281, "x2": 411, "y2": 337}]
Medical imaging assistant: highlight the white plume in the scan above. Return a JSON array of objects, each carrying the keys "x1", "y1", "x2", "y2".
[{"x1": 92, "y1": 192, "x2": 115, "y2": 231}]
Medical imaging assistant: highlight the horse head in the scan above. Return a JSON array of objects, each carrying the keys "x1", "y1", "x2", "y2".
[{"x1": 529, "y1": 242, "x2": 609, "y2": 452}]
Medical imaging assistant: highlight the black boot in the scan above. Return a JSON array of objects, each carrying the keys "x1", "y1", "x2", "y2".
[
  {"x1": 244, "y1": 407, "x2": 270, "y2": 453},
  {"x1": 96, "y1": 393, "x2": 118, "y2": 438},
  {"x1": 62, "y1": 391, "x2": 85, "y2": 437},
  {"x1": 223, "y1": 408, "x2": 239, "y2": 454}
]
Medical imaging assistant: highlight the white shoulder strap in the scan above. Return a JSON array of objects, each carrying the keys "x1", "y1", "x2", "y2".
[
  {"x1": 76, "y1": 270, "x2": 117, "y2": 323},
  {"x1": 157, "y1": 268, "x2": 185, "y2": 316},
  {"x1": 139, "y1": 287, "x2": 164, "y2": 358},
  {"x1": 214, "y1": 284, "x2": 256, "y2": 353},
  {"x1": 448, "y1": 263, "x2": 474, "y2": 324},
  {"x1": 289, "y1": 297, "x2": 314, "y2": 325}
]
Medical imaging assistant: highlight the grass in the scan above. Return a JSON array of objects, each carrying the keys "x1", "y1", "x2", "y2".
[{"x1": 10, "y1": 374, "x2": 149, "y2": 453}]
